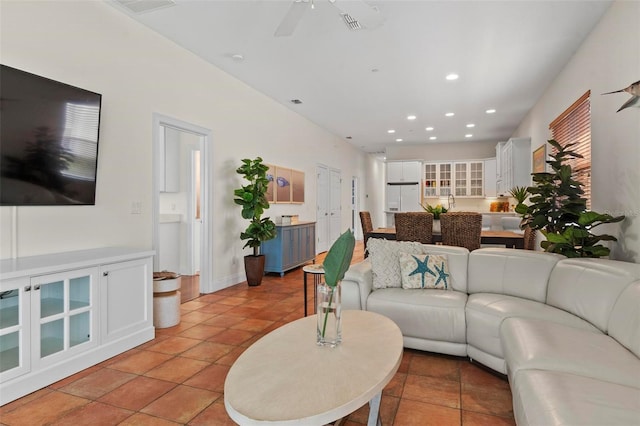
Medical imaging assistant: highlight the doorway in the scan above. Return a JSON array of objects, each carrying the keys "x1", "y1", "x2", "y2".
[
  {"x1": 316, "y1": 164, "x2": 342, "y2": 253},
  {"x1": 152, "y1": 114, "x2": 212, "y2": 298}
]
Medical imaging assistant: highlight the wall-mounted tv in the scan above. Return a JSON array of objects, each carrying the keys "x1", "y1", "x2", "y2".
[{"x1": 0, "y1": 65, "x2": 102, "y2": 206}]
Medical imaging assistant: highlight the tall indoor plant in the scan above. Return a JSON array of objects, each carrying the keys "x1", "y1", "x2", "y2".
[
  {"x1": 515, "y1": 139, "x2": 624, "y2": 257},
  {"x1": 234, "y1": 157, "x2": 276, "y2": 286}
]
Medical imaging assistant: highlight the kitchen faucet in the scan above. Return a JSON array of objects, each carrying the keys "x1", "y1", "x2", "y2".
[{"x1": 448, "y1": 193, "x2": 456, "y2": 210}]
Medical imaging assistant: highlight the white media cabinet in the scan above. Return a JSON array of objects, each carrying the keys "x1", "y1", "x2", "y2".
[{"x1": 0, "y1": 247, "x2": 155, "y2": 405}]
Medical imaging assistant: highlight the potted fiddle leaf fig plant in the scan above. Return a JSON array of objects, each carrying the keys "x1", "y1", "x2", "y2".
[
  {"x1": 234, "y1": 157, "x2": 276, "y2": 286},
  {"x1": 515, "y1": 139, "x2": 624, "y2": 258}
]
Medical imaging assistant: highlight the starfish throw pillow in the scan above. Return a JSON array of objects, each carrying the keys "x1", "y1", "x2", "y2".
[{"x1": 399, "y1": 252, "x2": 451, "y2": 290}]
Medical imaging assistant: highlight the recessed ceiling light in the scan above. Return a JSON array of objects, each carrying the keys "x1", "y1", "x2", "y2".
[
  {"x1": 425, "y1": 127, "x2": 434, "y2": 131},
  {"x1": 387, "y1": 129, "x2": 395, "y2": 134},
  {"x1": 466, "y1": 123, "x2": 475, "y2": 128},
  {"x1": 465, "y1": 134, "x2": 473, "y2": 138},
  {"x1": 407, "y1": 115, "x2": 417, "y2": 120},
  {"x1": 429, "y1": 136, "x2": 437, "y2": 140},
  {"x1": 395, "y1": 138, "x2": 403, "y2": 142},
  {"x1": 445, "y1": 112, "x2": 455, "y2": 117},
  {"x1": 486, "y1": 109, "x2": 496, "y2": 114},
  {"x1": 446, "y1": 73, "x2": 459, "y2": 81}
]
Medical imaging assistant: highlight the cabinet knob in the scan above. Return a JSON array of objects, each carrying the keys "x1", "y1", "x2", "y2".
[
  {"x1": 24, "y1": 286, "x2": 31, "y2": 292},
  {"x1": 103, "y1": 272, "x2": 109, "y2": 277},
  {"x1": 34, "y1": 285, "x2": 40, "y2": 291}
]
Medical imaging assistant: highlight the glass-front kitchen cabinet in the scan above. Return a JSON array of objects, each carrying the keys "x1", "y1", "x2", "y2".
[{"x1": 424, "y1": 161, "x2": 483, "y2": 199}]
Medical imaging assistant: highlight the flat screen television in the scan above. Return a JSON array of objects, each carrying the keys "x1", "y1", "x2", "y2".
[{"x1": 0, "y1": 65, "x2": 102, "y2": 205}]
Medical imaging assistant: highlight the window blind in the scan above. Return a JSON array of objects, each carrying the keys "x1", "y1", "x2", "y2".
[{"x1": 549, "y1": 91, "x2": 591, "y2": 208}]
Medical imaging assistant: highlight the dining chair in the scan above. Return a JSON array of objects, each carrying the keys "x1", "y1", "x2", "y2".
[
  {"x1": 440, "y1": 212, "x2": 482, "y2": 251},
  {"x1": 523, "y1": 225, "x2": 537, "y2": 250},
  {"x1": 394, "y1": 212, "x2": 434, "y2": 244},
  {"x1": 359, "y1": 211, "x2": 374, "y2": 256}
]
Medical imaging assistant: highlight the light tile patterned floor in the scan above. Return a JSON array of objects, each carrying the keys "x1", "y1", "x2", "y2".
[{"x1": 0, "y1": 243, "x2": 515, "y2": 425}]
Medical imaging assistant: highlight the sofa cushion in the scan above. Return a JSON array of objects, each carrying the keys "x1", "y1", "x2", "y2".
[
  {"x1": 399, "y1": 252, "x2": 451, "y2": 290},
  {"x1": 511, "y1": 369, "x2": 640, "y2": 426},
  {"x1": 367, "y1": 238, "x2": 426, "y2": 289},
  {"x1": 367, "y1": 287, "x2": 467, "y2": 345},
  {"x1": 608, "y1": 280, "x2": 640, "y2": 358},
  {"x1": 466, "y1": 293, "x2": 599, "y2": 368},
  {"x1": 501, "y1": 317, "x2": 640, "y2": 389},
  {"x1": 468, "y1": 248, "x2": 563, "y2": 302},
  {"x1": 546, "y1": 258, "x2": 640, "y2": 332}
]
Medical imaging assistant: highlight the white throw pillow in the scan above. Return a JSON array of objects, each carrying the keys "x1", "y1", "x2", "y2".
[
  {"x1": 399, "y1": 252, "x2": 451, "y2": 290},
  {"x1": 367, "y1": 238, "x2": 427, "y2": 289}
]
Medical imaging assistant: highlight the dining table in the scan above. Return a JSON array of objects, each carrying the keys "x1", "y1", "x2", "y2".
[{"x1": 366, "y1": 227, "x2": 525, "y2": 249}]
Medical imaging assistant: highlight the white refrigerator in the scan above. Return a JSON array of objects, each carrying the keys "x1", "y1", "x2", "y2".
[{"x1": 386, "y1": 183, "x2": 421, "y2": 213}]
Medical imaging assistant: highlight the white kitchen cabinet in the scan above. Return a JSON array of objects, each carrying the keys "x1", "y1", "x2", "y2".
[
  {"x1": 484, "y1": 158, "x2": 497, "y2": 197},
  {"x1": 386, "y1": 161, "x2": 421, "y2": 183},
  {"x1": 454, "y1": 161, "x2": 484, "y2": 197},
  {"x1": 0, "y1": 248, "x2": 154, "y2": 405},
  {"x1": 159, "y1": 127, "x2": 180, "y2": 192},
  {"x1": 496, "y1": 138, "x2": 531, "y2": 196},
  {"x1": 424, "y1": 161, "x2": 483, "y2": 198}
]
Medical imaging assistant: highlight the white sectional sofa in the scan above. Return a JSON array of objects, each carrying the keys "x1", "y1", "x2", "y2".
[{"x1": 341, "y1": 239, "x2": 640, "y2": 426}]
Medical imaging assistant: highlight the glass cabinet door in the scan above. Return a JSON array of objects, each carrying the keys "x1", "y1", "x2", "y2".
[
  {"x1": 0, "y1": 278, "x2": 30, "y2": 381},
  {"x1": 31, "y1": 268, "x2": 97, "y2": 367}
]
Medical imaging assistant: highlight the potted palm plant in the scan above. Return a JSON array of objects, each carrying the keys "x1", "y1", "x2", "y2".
[{"x1": 234, "y1": 157, "x2": 276, "y2": 286}]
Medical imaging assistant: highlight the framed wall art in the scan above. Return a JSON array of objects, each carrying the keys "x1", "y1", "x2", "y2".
[
  {"x1": 275, "y1": 167, "x2": 292, "y2": 203},
  {"x1": 291, "y1": 169, "x2": 305, "y2": 203},
  {"x1": 532, "y1": 144, "x2": 546, "y2": 173}
]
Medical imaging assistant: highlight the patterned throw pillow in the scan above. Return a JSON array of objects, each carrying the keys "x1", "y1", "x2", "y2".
[
  {"x1": 399, "y1": 252, "x2": 451, "y2": 290},
  {"x1": 367, "y1": 238, "x2": 427, "y2": 289}
]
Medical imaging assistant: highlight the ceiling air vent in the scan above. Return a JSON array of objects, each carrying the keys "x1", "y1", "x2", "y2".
[
  {"x1": 115, "y1": 0, "x2": 176, "y2": 14},
  {"x1": 341, "y1": 14, "x2": 362, "y2": 31}
]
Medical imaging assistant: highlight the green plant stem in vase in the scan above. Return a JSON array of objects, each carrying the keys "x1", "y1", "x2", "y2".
[{"x1": 317, "y1": 229, "x2": 355, "y2": 346}]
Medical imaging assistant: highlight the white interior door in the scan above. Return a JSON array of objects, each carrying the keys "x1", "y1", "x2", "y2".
[
  {"x1": 329, "y1": 168, "x2": 342, "y2": 246},
  {"x1": 316, "y1": 165, "x2": 329, "y2": 253}
]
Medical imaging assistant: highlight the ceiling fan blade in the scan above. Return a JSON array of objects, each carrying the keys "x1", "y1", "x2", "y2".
[
  {"x1": 275, "y1": 0, "x2": 309, "y2": 37},
  {"x1": 332, "y1": 0, "x2": 383, "y2": 29}
]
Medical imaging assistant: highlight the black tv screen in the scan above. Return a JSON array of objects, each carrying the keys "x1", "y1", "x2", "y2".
[{"x1": 0, "y1": 65, "x2": 102, "y2": 205}]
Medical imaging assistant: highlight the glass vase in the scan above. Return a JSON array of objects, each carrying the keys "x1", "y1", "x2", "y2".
[{"x1": 316, "y1": 282, "x2": 342, "y2": 347}]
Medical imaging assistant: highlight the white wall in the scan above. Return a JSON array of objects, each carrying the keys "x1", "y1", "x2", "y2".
[
  {"x1": 512, "y1": 0, "x2": 640, "y2": 263},
  {"x1": 385, "y1": 140, "x2": 497, "y2": 162},
  {"x1": 0, "y1": 1, "x2": 367, "y2": 290}
]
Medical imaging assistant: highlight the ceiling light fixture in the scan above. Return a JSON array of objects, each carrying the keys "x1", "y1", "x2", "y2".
[
  {"x1": 465, "y1": 134, "x2": 473, "y2": 138},
  {"x1": 425, "y1": 127, "x2": 434, "y2": 131},
  {"x1": 466, "y1": 123, "x2": 475, "y2": 128},
  {"x1": 446, "y1": 73, "x2": 459, "y2": 80},
  {"x1": 445, "y1": 112, "x2": 455, "y2": 117},
  {"x1": 407, "y1": 115, "x2": 417, "y2": 120},
  {"x1": 486, "y1": 109, "x2": 496, "y2": 114},
  {"x1": 387, "y1": 129, "x2": 395, "y2": 134},
  {"x1": 395, "y1": 138, "x2": 403, "y2": 142},
  {"x1": 429, "y1": 136, "x2": 437, "y2": 140}
]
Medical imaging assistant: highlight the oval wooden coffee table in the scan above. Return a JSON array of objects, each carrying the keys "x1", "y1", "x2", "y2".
[{"x1": 224, "y1": 310, "x2": 403, "y2": 425}]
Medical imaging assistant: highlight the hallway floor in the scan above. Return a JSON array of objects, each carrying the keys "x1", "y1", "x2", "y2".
[{"x1": 0, "y1": 243, "x2": 515, "y2": 425}]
